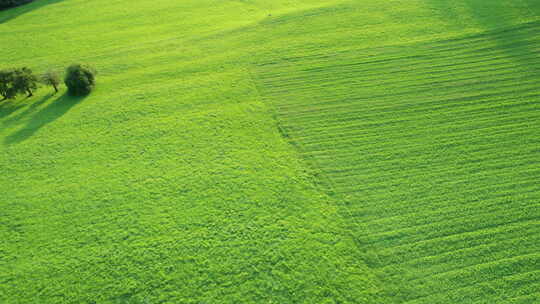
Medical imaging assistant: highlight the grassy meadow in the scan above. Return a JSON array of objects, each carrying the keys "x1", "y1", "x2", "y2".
[{"x1": 1, "y1": 0, "x2": 539, "y2": 303}]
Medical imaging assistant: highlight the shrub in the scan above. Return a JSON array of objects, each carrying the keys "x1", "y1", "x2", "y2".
[{"x1": 64, "y1": 64, "x2": 96, "y2": 96}]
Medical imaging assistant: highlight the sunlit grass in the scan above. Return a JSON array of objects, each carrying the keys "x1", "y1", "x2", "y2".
[{"x1": 1, "y1": 0, "x2": 539, "y2": 303}]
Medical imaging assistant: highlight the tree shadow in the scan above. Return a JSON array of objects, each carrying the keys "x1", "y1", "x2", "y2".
[
  {"x1": 422, "y1": 1, "x2": 463, "y2": 24},
  {"x1": 461, "y1": 0, "x2": 540, "y2": 76},
  {"x1": 462, "y1": 0, "x2": 540, "y2": 29},
  {"x1": 0, "y1": 99, "x2": 27, "y2": 120},
  {"x1": 0, "y1": 0, "x2": 63, "y2": 24},
  {"x1": 1, "y1": 93, "x2": 54, "y2": 125},
  {"x1": 424, "y1": 0, "x2": 540, "y2": 76},
  {"x1": 4, "y1": 93, "x2": 85, "y2": 144}
]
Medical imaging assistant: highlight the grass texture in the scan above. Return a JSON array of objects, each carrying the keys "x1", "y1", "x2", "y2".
[{"x1": 1, "y1": 0, "x2": 539, "y2": 303}]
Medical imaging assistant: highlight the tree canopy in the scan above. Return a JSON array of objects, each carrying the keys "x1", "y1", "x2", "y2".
[
  {"x1": 0, "y1": 67, "x2": 38, "y2": 100},
  {"x1": 42, "y1": 70, "x2": 61, "y2": 93}
]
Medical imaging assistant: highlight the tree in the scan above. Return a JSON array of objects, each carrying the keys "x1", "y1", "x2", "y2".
[
  {"x1": 12, "y1": 67, "x2": 38, "y2": 97},
  {"x1": 0, "y1": 68, "x2": 37, "y2": 100},
  {"x1": 0, "y1": 69, "x2": 17, "y2": 101},
  {"x1": 41, "y1": 70, "x2": 61, "y2": 93},
  {"x1": 64, "y1": 64, "x2": 96, "y2": 96}
]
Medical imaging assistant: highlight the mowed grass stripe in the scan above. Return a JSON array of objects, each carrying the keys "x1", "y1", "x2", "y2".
[
  {"x1": 397, "y1": 253, "x2": 540, "y2": 299},
  {"x1": 289, "y1": 105, "x2": 539, "y2": 143},
  {"x1": 270, "y1": 79, "x2": 540, "y2": 118},
  {"x1": 374, "y1": 220, "x2": 540, "y2": 266},
  {"x1": 255, "y1": 20, "x2": 540, "y2": 76},
  {"x1": 256, "y1": 37, "x2": 537, "y2": 105},
  {"x1": 402, "y1": 270, "x2": 540, "y2": 304},
  {"x1": 324, "y1": 150, "x2": 539, "y2": 183},
  {"x1": 284, "y1": 104, "x2": 539, "y2": 146},
  {"x1": 253, "y1": 2, "x2": 540, "y2": 301},
  {"x1": 379, "y1": 233, "x2": 540, "y2": 280},
  {"x1": 345, "y1": 182, "x2": 539, "y2": 229},
  {"x1": 257, "y1": 34, "x2": 540, "y2": 86},
  {"x1": 313, "y1": 138, "x2": 540, "y2": 173},
  {"x1": 276, "y1": 95, "x2": 540, "y2": 135},
  {"x1": 257, "y1": 43, "x2": 540, "y2": 87},
  {"x1": 341, "y1": 180, "x2": 539, "y2": 219},
  {"x1": 355, "y1": 204, "x2": 539, "y2": 249}
]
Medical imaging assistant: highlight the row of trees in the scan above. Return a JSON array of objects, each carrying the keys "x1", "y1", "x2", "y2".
[
  {"x1": 0, "y1": 64, "x2": 96, "y2": 100},
  {"x1": 0, "y1": 0, "x2": 33, "y2": 10}
]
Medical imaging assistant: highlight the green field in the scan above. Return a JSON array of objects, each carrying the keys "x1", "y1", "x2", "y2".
[{"x1": 1, "y1": 0, "x2": 539, "y2": 303}]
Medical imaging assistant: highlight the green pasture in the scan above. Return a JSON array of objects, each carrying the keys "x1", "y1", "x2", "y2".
[{"x1": 1, "y1": 0, "x2": 539, "y2": 303}]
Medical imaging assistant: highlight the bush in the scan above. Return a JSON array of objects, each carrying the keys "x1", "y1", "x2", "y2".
[{"x1": 64, "y1": 64, "x2": 96, "y2": 96}]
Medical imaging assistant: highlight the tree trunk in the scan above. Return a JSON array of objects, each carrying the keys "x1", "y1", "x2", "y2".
[
  {"x1": 27, "y1": 89, "x2": 33, "y2": 97},
  {"x1": 53, "y1": 84, "x2": 58, "y2": 93}
]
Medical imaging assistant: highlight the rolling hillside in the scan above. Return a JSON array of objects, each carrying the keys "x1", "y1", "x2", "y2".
[{"x1": 1, "y1": 0, "x2": 539, "y2": 303}]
